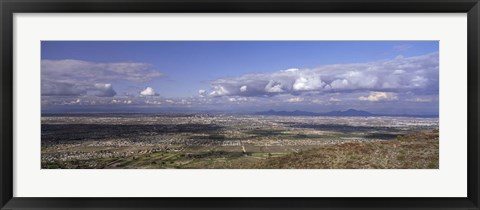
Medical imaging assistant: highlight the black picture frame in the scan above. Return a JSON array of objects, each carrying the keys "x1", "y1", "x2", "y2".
[{"x1": 1, "y1": 0, "x2": 479, "y2": 209}]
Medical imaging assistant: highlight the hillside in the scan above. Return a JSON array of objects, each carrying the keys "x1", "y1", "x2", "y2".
[{"x1": 247, "y1": 129, "x2": 439, "y2": 169}]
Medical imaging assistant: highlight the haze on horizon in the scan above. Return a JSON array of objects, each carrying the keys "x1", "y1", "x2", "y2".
[{"x1": 41, "y1": 41, "x2": 439, "y2": 116}]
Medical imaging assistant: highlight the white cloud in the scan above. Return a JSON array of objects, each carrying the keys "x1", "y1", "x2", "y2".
[
  {"x1": 284, "y1": 68, "x2": 299, "y2": 72},
  {"x1": 292, "y1": 75, "x2": 324, "y2": 91},
  {"x1": 42, "y1": 59, "x2": 163, "y2": 97},
  {"x1": 228, "y1": 97, "x2": 248, "y2": 103},
  {"x1": 412, "y1": 76, "x2": 428, "y2": 87},
  {"x1": 209, "y1": 85, "x2": 230, "y2": 96},
  {"x1": 145, "y1": 100, "x2": 162, "y2": 105},
  {"x1": 330, "y1": 79, "x2": 350, "y2": 89},
  {"x1": 359, "y1": 92, "x2": 398, "y2": 102},
  {"x1": 329, "y1": 97, "x2": 341, "y2": 102},
  {"x1": 62, "y1": 98, "x2": 82, "y2": 105},
  {"x1": 140, "y1": 87, "x2": 158, "y2": 96},
  {"x1": 240, "y1": 85, "x2": 248, "y2": 92},
  {"x1": 198, "y1": 89, "x2": 207, "y2": 97},
  {"x1": 287, "y1": 97, "x2": 304, "y2": 103},
  {"x1": 179, "y1": 99, "x2": 191, "y2": 105},
  {"x1": 42, "y1": 53, "x2": 438, "y2": 110},
  {"x1": 204, "y1": 52, "x2": 438, "y2": 97},
  {"x1": 265, "y1": 80, "x2": 285, "y2": 93}
]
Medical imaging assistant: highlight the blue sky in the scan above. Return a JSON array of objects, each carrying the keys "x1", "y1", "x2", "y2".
[{"x1": 41, "y1": 41, "x2": 439, "y2": 115}]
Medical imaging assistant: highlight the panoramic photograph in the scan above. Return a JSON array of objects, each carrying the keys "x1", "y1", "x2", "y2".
[{"x1": 41, "y1": 41, "x2": 439, "y2": 169}]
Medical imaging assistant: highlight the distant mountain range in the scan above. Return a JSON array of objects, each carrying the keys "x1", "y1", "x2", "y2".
[{"x1": 255, "y1": 109, "x2": 438, "y2": 118}]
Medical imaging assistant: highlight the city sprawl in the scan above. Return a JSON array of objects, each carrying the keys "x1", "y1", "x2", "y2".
[{"x1": 41, "y1": 114, "x2": 439, "y2": 169}]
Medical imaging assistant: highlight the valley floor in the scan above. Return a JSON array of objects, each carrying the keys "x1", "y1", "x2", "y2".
[{"x1": 41, "y1": 114, "x2": 439, "y2": 169}]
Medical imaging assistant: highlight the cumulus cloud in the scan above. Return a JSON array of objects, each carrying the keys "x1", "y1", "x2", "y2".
[
  {"x1": 41, "y1": 59, "x2": 163, "y2": 97},
  {"x1": 265, "y1": 80, "x2": 285, "y2": 93},
  {"x1": 359, "y1": 92, "x2": 398, "y2": 102},
  {"x1": 293, "y1": 74, "x2": 324, "y2": 91},
  {"x1": 201, "y1": 53, "x2": 438, "y2": 98},
  {"x1": 42, "y1": 52, "x2": 438, "y2": 112},
  {"x1": 140, "y1": 87, "x2": 158, "y2": 96},
  {"x1": 198, "y1": 89, "x2": 207, "y2": 97},
  {"x1": 240, "y1": 85, "x2": 248, "y2": 92},
  {"x1": 93, "y1": 83, "x2": 117, "y2": 97},
  {"x1": 209, "y1": 85, "x2": 230, "y2": 96}
]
